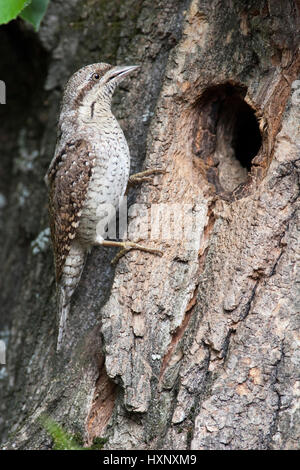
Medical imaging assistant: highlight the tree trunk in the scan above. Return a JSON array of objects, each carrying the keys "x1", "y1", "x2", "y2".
[{"x1": 0, "y1": 0, "x2": 299, "y2": 450}]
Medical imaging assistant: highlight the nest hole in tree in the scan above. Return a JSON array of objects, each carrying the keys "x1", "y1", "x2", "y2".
[{"x1": 193, "y1": 83, "x2": 262, "y2": 193}]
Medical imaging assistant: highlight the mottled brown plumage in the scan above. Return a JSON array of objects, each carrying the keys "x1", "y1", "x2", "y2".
[
  {"x1": 46, "y1": 63, "x2": 161, "y2": 351},
  {"x1": 47, "y1": 139, "x2": 95, "y2": 281},
  {"x1": 46, "y1": 62, "x2": 140, "y2": 350}
]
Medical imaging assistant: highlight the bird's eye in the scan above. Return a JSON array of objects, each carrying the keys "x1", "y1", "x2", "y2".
[{"x1": 92, "y1": 73, "x2": 100, "y2": 81}]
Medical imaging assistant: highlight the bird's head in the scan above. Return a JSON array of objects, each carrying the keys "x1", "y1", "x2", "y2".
[{"x1": 61, "y1": 62, "x2": 139, "y2": 118}]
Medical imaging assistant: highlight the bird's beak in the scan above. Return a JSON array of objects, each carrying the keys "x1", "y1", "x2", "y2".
[{"x1": 105, "y1": 65, "x2": 140, "y2": 84}]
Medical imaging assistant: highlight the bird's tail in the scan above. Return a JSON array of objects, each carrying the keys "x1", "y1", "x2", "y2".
[{"x1": 56, "y1": 241, "x2": 86, "y2": 351}]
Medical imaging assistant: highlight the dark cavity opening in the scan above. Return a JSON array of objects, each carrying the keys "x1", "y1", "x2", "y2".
[
  {"x1": 193, "y1": 83, "x2": 262, "y2": 193},
  {"x1": 233, "y1": 99, "x2": 262, "y2": 171}
]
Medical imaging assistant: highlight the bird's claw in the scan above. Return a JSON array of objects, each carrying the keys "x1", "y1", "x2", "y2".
[{"x1": 128, "y1": 168, "x2": 166, "y2": 186}]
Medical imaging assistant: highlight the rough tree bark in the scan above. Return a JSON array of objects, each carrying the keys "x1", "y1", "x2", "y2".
[{"x1": 0, "y1": 0, "x2": 299, "y2": 450}]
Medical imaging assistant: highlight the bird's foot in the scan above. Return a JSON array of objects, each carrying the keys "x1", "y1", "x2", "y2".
[
  {"x1": 100, "y1": 240, "x2": 162, "y2": 265},
  {"x1": 128, "y1": 168, "x2": 166, "y2": 186}
]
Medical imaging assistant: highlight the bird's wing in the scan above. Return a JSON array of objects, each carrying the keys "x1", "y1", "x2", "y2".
[{"x1": 47, "y1": 139, "x2": 95, "y2": 281}]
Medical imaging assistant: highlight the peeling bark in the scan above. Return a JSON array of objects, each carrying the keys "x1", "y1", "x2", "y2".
[{"x1": 0, "y1": 0, "x2": 299, "y2": 450}]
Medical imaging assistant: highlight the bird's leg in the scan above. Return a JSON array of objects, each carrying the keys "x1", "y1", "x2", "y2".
[
  {"x1": 127, "y1": 168, "x2": 166, "y2": 189},
  {"x1": 104, "y1": 169, "x2": 165, "y2": 263},
  {"x1": 99, "y1": 240, "x2": 163, "y2": 265}
]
